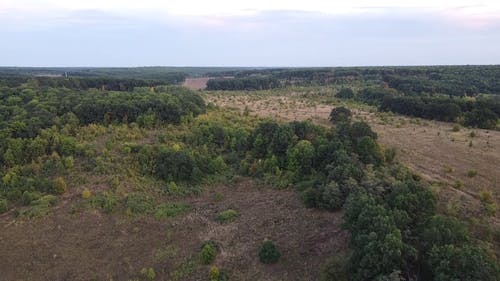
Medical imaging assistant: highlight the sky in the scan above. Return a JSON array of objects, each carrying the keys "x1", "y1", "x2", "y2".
[{"x1": 1, "y1": 0, "x2": 500, "y2": 67}]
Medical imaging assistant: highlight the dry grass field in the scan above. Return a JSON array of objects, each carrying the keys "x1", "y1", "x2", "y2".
[{"x1": 0, "y1": 178, "x2": 345, "y2": 281}]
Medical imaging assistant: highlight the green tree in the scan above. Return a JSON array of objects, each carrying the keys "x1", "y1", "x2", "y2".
[
  {"x1": 258, "y1": 240, "x2": 281, "y2": 264},
  {"x1": 329, "y1": 107, "x2": 352, "y2": 123},
  {"x1": 429, "y1": 245, "x2": 499, "y2": 281},
  {"x1": 287, "y1": 140, "x2": 315, "y2": 177},
  {"x1": 336, "y1": 88, "x2": 355, "y2": 99}
]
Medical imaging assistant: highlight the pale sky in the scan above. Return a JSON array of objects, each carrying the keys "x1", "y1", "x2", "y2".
[{"x1": 1, "y1": 0, "x2": 499, "y2": 66}]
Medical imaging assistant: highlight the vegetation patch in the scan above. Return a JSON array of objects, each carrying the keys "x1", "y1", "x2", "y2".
[
  {"x1": 258, "y1": 240, "x2": 281, "y2": 264},
  {"x1": 154, "y1": 203, "x2": 190, "y2": 219},
  {"x1": 216, "y1": 209, "x2": 239, "y2": 223}
]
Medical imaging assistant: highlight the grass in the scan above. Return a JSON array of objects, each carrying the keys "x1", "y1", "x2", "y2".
[
  {"x1": 216, "y1": 209, "x2": 240, "y2": 223},
  {"x1": 154, "y1": 203, "x2": 190, "y2": 219},
  {"x1": 153, "y1": 245, "x2": 178, "y2": 263},
  {"x1": 467, "y1": 170, "x2": 478, "y2": 178},
  {"x1": 21, "y1": 195, "x2": 58, "y2": 218},
  {"x1": 126, "y1": 193, "x2": 154, "y2": 215}
]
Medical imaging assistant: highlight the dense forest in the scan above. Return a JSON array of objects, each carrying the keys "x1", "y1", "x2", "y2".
[
  {"x1": 204, "y1": 65, "x2": 500, "y2": 95},
  {"x1": 334, "y1": 87, "x2": 500, "y2": 129},
  {"x1": 0, "y1": 72, "x2": 498, "y2": 280},
  {"x1": 206, "y1": 76, "x2": 281, "y2": 91}
]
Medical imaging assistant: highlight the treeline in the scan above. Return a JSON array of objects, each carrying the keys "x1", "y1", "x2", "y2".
[
  {"x1": 0, "y1": 67, "x2": 188, "y2": 83},
  {"x1": 206, "y1": 77, "x2": 281, "y2": 90},
  {"x1": 0, "y1": 76, "x2": 183, "y2": 90},
  {"x1": 383, "y1": 65, "x2": 500, "y2": 96},
  {"x1": 205, "y1": 65, "x2": 500, "y2": 94},
  {"x1": 338, "y1": 87, "x2": 500, "y2": 129},
  {"x1": 381, "y1": 96, "x2": 500, "y2": 129}
]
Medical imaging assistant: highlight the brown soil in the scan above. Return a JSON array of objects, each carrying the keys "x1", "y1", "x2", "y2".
[
  {"x1": 0, "y1": 178, "x2": 345, "y2": 281},
  {"x1": 183, "y1": 78, "x2": 210, "y2": 90}
]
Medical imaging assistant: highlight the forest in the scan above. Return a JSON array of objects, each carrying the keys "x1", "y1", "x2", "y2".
[{"x1": 0, "y1": 67, "x2": 499, "y2": 280}]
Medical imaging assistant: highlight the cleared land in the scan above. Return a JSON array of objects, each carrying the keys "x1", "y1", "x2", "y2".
[
  {"x1": 0, "y1": 178, "x2": 345, "y2": 281},
  {"x1": 183, "y1": 77, "x2": 210, "y2": 90}
]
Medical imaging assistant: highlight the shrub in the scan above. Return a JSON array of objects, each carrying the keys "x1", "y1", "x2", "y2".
[
  {"x1": 21, "y1": 191, "x2": 42, "y2": 205},
  {"x1": 318, "y1": 182, "x2": 345, "y2": 211},
  {"x1": 154, "y1": 203, "x2": 190, "y2": 219},
  {"x1": 209, "y1": 266, "x2": 220, "y2": 281},
  {"x1": 258, "y1": 240, "x2": 281, "y2": 264},
  {"x1": 479, "y1": 189, "x2": 494, "y2": 204},
  {"x1": 81, "y1": 188, "x2": 92, "y2": 199},
  {"x1": 22, "y1": 195, "x2": 58, "y2": 218},
  {"x1": 216, "y1": 209, "x2": 239, "y2": 223},
  {"x1": 484, "y1": 203, "x2": 498, "y2": 216},
  {"x1": 384, "y1": 147, "x2": 397, "y2": 164},
  {"x1": 126, "y1": 193, "x2": 154, "y2": 214},
  {"x1": 200, "y1": 243, "x2": 217, "y2": 264},
  {"x1": 320, "y1": 254, "x2": 349, "y2": 281},
  {"x1": 336, "y1": 88, "x2": 355, "y2": 99},
  {"x1": 467, "y1": 170, "x2": 477, "y2": 178},
  {"x1": 54, "y1": 177, "x2": 67, "y2": 195},
  {"x1": 452, "y1": 124, "x2": 460, "y2": 132},
  {"x1": 90, "y1": 192, "x2": 120, "y2": 213},
  {"x1": 0, "y1": 198, "x2": 8, "y2": 214},
  {"x1": 140, "y1": 267, "x2": 156, "y2": 280},
  {"x1": 63, "y1": 156, "x2": 74, "y2": 169}
]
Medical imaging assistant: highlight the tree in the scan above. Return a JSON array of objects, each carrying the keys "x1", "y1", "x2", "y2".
[
  {"x1": 464, "y1": 108, "x2": 498, "y2": 129},
  {"x1": 329, "y1": 107, "x2": 352, "y2": 123},
  {"x1": 259, "y1": 240, "x2": 281, "y2": 264},
  {"x1": 343, "y1": 193, "x2": 409, "y2": 281},
  {"x1": 429, "y1": 245, "x2": 499, "y2": 281},
  {"x1": 336, "y1": 88, "x2": 355, "y2": 99},
  {"x1": 287, "y1": 140, "x2": 315, "y2": 176}
]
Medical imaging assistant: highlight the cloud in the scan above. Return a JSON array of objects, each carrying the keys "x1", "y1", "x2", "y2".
[{"x1": 0, "y1": 1, "x2": 499, "y2": 66}]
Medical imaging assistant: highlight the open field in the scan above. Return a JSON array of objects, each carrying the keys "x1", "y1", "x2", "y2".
[
  {"x1": 0, "y1": 178, "x2": 344, "y2": 281},
  {"x1": 183, "y1": 77, "x2": 210, "y2": 90},
  {"x1": 205, "y1": 90, "x2": 500, "y2": 230}
]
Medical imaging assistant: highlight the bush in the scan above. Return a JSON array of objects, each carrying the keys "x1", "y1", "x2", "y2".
[
  {"x1": 452, "y1": 124, "x2": 460, "y2": 132},
  {"x1": 154, "y1": 203, "x2": 190, "y2": 219},
  {"x1": 216, "y1": 209, "x2": 239, "y2": 223},
  {"x1": 258, "y1": 240, "x2": 281, "y2": 264},
  {"x1": 320, "y1": 254, "x2": 349, "y2": 281},
  {"x1": 200, "y1": 243, "x2": 217, "y2": 264},
  {"x1": 479, "y1": 189, "x2": 494, "y2": 204},
  {"x1": 0, "y1": 198, "x2": 8, "y2": 213},
  {"x1": 209, "y1": 266, "x2": 220, "y2": 281},
  {"x1": 81, "y1": 188, "x2": 92, "y2": 199},
  {"x1": 384, "y1": 147, "x2": 397, "y2": 164},
  {"x1": 126, "y1": 193, "x2": 153, "y2": 214},
  {"x1": 54, "y1": 177, "x2": 67, "y2": 195},
  {"x1": 336, "y1": 88, "x2": 355, "y2": 99},
  {"x1": 140, "y1": 267, "x2": 156, "y2": 280},
  {"x1": 467, "y1": 170, "x2": 477, "y2": 178},
  {"x1": 22, "y1": 195, "x2": 58, "y2": 218},
  {"x1": 90, "y1": 192, "x2": 120, "y2": 213}
]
